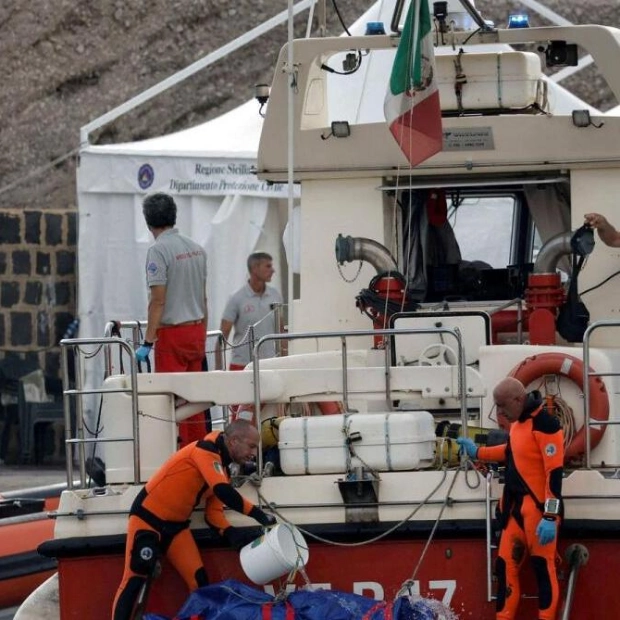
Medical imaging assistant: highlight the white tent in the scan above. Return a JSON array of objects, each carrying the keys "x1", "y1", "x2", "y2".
[
  {"x1": 77, "y1": 0, "x2": 597, "y2": 352},
  {"x1": 77, "y1": 100, "x2": 292, "y2": 356}
]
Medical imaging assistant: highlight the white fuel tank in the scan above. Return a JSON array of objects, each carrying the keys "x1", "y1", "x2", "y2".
[
  {"x1": 436, "y1": 51, "x2": 543, "y2": 111},
  {"x1": 278, "y1": 412, "x2": 436, "y2": 475}
]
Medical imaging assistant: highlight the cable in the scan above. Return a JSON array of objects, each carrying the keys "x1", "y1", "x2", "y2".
[
  {"x1": 461, "y1": 27, "x2": 482, "y2": 46},
  {"x1": 321, "y1": 51, "x2": 362, "y2": 76},
  {"x1": 580, "y1": 269, "x2": 620, "y2": 296},
  {"x1": 259, "y1": 467, "x2": 456, "y2": 548},
  {"x1": 330, "y1": 0, "x2": 351, "y2": 36}
]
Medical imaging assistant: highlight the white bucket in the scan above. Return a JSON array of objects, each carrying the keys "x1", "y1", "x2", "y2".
[{"x1": 239, "y1": 523, "x2": 309, "y2": 585}]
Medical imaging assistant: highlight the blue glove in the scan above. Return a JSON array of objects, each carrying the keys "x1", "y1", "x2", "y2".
[
  {"x1": 536, "y1": 517, "x2": 557, "y2": 545},
  {"x1": 135, "y1": 342, "x2": 153, "y2": 363},
  {"x1": 456, "y1": 436, "x2": 478, "y2": 459}
]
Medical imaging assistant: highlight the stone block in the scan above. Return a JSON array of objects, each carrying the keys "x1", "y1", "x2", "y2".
[
  {"x1": 45, "y1": 213, "x2": 63, "y2": 246},
  {"x1": 25, "y1": 211, "x2": 41, "y2": 244},
  {"x1": 12, "y1": 250, "x2": 31, "y2": 275},
  {"x1": 36, "y1": 252, "x2": 51, "y2": 275},
  {"x1": 10, "y1": 312, "x2": 32, "y2": 346},
  {"x1": 0, "y1": 213, "x2": 20, "y2": 244},
  {"x1": 37, "y1": 310, "x2": 50, "y2": 347},
  {"x1": 67, "y1": 212, "x2": 77, "y2": 246},
  {"x1": 1, "y1": 282, "x2": 20, "y2": 308},
  {"x1": 54, "y1": 282, "x2": 71, "y2": 306},
  {"x1": 25, "y1": 282, "x2": 43, "y2": 305},
  {"x1": 57, "y1": 251, "x2": 76, "y2": 276}
]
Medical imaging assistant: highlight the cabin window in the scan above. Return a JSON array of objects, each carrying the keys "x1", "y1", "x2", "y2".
[{"x1": 448, "y1": 195, "x2": 517, "y2": 268}]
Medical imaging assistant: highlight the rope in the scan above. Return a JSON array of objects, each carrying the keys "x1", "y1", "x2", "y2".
[
  {"x1": 453, "y1": 50, "x2": 467, "y2": 115},
  {"x1": 398, "y1": 460, "x2": 481, "y2": 598},
  {"x1": 258, "y1": 467, "x2": 453, "y2": 548}
]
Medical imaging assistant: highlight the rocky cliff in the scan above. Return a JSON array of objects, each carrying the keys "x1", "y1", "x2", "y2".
[{"x1": 0, "y1": 1, "x2": 618, "y2": 211}]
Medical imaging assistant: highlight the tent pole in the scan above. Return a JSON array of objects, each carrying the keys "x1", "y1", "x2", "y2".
[
  {"x1": 79, "y1": 0, "x2": 314, "y2": 145},
  {"x1": 287, "y1": 0, "x2": 296, "y2": 337}
]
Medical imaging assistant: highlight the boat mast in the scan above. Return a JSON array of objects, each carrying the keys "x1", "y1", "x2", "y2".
[{"x1": 287, "y1": 0, "x2": 296, "y2": 335}]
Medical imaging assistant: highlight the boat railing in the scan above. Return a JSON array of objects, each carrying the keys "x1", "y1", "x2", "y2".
[
  {"x1": 250, "y1": 325, "x2": 468, "y2": 472},
  {"x1": 60, "y1": 325, "x2": 471, "y2": 488},
  {"x1": 61, "y1": 337, "x2": 140, "y2": 489},
  {"x1": 582, "y1": 319, "x2": 620, "y2": 468},
  {"x1": 102, "y1": 320, "x2": 228, "y2": 374},
  {"x1": 60, "y1": 327, "x2": 228, "y2": 489}
]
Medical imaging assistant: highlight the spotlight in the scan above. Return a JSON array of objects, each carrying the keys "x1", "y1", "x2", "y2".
[
  {"x1": 331, "y1": 121, "x2": 351, "y2": 138},
  {"x1": 571, "y1": 109, "x2": 604, "y2": 129},
  {"x1": 544, "y1": 41, "x2": 578, "y2": 67},
  {"x1": 321, "y1": 121, "x2": 351, "y2": 140},
  {"x1": 255, "y1": 83, "x2": 270, "y2": 117},
  {"x1": 433, "y1": 2, "x2": 448, "y2": 33}
]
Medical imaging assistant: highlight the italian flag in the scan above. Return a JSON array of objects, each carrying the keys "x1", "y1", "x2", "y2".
[{"x1": 384, "y1": 0, "x2": 443, "y2": 167}]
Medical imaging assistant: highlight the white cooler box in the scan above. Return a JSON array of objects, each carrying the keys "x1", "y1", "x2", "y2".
[
  {"x1": 436, "y1": 51, "x2": 543, "y2": 111},
  {"x1": 278, "y1": 412, "x2": 436, "y2": 475}
]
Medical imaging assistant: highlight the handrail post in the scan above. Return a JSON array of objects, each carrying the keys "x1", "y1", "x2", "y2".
[
  {"x1": 456, "y1": 327, "x2": 468, "y2": 433},
  {"x1": 384, "y1": 337, "x2": 393, "y2": 410},
  {"x1": 61, "y1": 345, "x2": 75, "y2": 490},
  {"x1": 271, "y1": 303, "x2": 284, "y2": 357},
  {"x1": 341, "y1": 336, "x2": 350, "y2": 411},
  {"x1": 252, "y1": 344, "x2": 263, "y2": 476},
  {"x1": 583, "y1": 323, "x2": 592, "y2": 469},
  {"x1": 129, "y1": 355, "x2": 141, "y2": 484},
  {"x1": 485, "y1": 471, "x2": 495, "y2": 602},
  {"x1": 74, "y1": 350, "x2": 87, "y2": 487}
]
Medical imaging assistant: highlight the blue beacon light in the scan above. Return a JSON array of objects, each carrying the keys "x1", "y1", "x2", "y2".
[
  {"x1": 508, "y1": 14, "x2": 529, "y2": 29},
  {"x1": 365, "y1": 21, "x2": 386, "y2": 35}
]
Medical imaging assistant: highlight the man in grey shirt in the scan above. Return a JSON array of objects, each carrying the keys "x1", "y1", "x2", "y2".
[
  {"x1": 135, "y1": 192, "x2": 209, "y2": 446},
  {"x1": 216, "y1": 252, "x2": 283, "y2": 370}
]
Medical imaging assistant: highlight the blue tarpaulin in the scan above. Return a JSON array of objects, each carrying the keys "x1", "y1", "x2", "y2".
[{"x1": 145, "y1": 579, "x2": 439, "y2": 620}]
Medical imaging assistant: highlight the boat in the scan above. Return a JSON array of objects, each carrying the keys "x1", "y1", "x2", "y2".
[
  {"x1": 0, "y1": 486, "x2": 61, "y2": 610},
  {"x1": 18, "y1": 0, "x2": 620, "y2": 618}
]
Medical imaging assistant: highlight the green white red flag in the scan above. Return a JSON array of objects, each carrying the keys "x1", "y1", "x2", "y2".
[{"x1": 384, "y1": 0, "x2": 442, "y2": 166}]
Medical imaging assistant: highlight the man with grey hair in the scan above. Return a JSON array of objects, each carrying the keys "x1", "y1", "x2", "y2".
[
  {"x1": 136, "y1": 192, "x2": 209, "y2": 446},
  {"x1": 216, "y1": 251, "x2": 283, "y2": 371}
]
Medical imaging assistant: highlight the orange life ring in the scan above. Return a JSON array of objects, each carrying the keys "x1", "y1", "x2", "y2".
[
  {"x1": 316, "y1": 401, "x2": 344, "y2": 415},
  {"x1": 508, "y1": 352, "x2": 609, "y2": 459}
]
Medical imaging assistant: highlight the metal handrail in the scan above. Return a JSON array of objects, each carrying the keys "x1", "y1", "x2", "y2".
[
  {"x1": 582, "y1": 319, "x2": 620, "y2": 468},
  {"x1": 61, "y1": 337, "x2": 140, "y2": 489},
  {"x1": 102, "y1": 321, "x2": 227, "y2": 375},
  {"x1": 250, "y1": 326, "x2": 468, "y2": 473},
  {"x1": 61, "y1": 326, "x2": 227, "y2": 489}
]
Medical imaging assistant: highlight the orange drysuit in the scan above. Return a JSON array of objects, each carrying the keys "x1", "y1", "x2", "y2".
[
  {"x1": 112, "y1": 430, "x2": 264, "y2": 620},
  {"x1": 478, "y1": 392, "x2": 564, "y2": 620}
]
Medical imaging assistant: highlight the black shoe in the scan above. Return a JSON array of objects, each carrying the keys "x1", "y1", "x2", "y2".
[{"x1": 86, "y1": 456, "x2": 106, "y2": 487}]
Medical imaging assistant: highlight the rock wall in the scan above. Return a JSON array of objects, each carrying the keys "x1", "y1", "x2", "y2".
[
  {"x1": 0, "y1": 209, "x2": 76, "y2": 376},
  {"x1": 0, "y1": 0, "x2": 618, "y2": 378}
]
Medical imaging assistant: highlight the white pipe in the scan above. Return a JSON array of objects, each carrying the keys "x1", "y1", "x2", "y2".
[
  {"x1": 287, "y1": 0, "x2": 296, "y2": 335},
  {"x1": 79, "y1": 0, "x2": 314, "y2": 145}
]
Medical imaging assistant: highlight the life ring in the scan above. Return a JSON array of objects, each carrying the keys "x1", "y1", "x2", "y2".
[
  {"x1": 508, "y1": 352, "x2": 609, "y2": 459},
  {"x1": 316, "y1": 401, "x2": 344, "y2": 415}
]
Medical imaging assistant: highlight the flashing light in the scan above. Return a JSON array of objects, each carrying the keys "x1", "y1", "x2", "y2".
[
  {"x1": 365, "y1": 21, "x2": 386, "y2": 35},
  {"x1": 508, "y1": 14, "x2": 529, "y2": 29}
]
